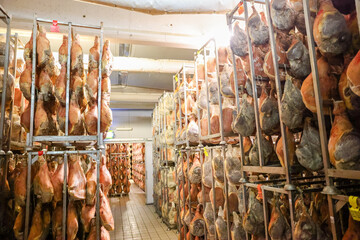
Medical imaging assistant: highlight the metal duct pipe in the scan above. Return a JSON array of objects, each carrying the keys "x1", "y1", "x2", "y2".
[{"x1": 75, "y1": 0, "x2": 239, "y2": 14}]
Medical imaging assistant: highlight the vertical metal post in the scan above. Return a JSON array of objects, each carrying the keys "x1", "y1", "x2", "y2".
[
  {"x1": 186, "y1": 148, "x2": 192, "y2": 240},
  {"x1": 62, "y1": 153, "x2": 68, "y2": 239},
  {"x1": 263, "y1": 0, "x2": 296, "y2": 235},
  {"x1": 243, "y1": 2, "x2": 264, "y2": 166},
  {"x1": 199, "y1": 148, "x2": 207, "y2": 239},
  {"x1": 65, "y1": 23, "x2": 72, "y2": 136},
  {"x1": 203, "y1": 51, "x2": 211, "y2": 137},
  {"x1": 0, "y1": 16, "x2": 10, "y2": 150},
  {"x1": 6, "y1": 34, "x2": 18, "y2": 151},
  {"x1": 181, "y1": 149, "x2": 187, "y2": 237},
  {"x1": 213, "y1": 38, "x2": 231, "y2": 239},
  {"x1": 25, "y1": 15, "x2": 38, "y2": 240},
  {"x1": 302, "y1": 0, "x2": 337, "y2": 238},
  {"x1": 96, "y1": 22, "x2": 104, "y2": 240},
  {"x1": 24, "y1": 152, "x2": 32, "y2": 240},
  {"x1": 262, "y1": 187, "x2": 270, "y2": 240},
  {"x1": 29, "y1": 15, "x2": 37, "y2": 147},
  {"x1": 96, "y1": 151, "x2": 101, "y2": 240},
  {"x1": 356, "y1": 0, "x2": 360, "y2": 34},
  {"x1": 228, "y1": 22, "x2": 248, "y2": 240},
  {"x1": 163, "y1": 96, "x2": 170, "y2": 224},
  {"x1": 210, "y1": 148, "x2": 218, "y2": 240},
  {"x1": 97, "y1": 22, "x2": 104, "y2": 145}
]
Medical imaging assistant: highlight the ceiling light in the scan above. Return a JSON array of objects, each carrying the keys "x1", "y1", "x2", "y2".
[{"x1": 116, "y1": 127, "x2": 133, "y2": 131}]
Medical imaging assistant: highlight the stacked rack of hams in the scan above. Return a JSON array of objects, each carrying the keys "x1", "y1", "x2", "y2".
[
  {"x1": 19, "y1": 25, "x2": 113, "y2": 138},
  {"x1": 12, "y1": 153, "x2": 113, "y2": 239},
  {"x1": 177, "y1": 151, "x2": 207, "y2": 239},
  {"x1": 106, "y1": 143, "x2": 131, "y2": 196},
  {"x1": 222, "y1": 0, "x2": 360, "y2": 238},
  {"x1": 228, "y1": 0, "x2": 360, "y2": 169},
  {"x1": 131, "y1": 143, "x2": 145, "y2": 191},
  {"x1": 0, "y1": 37, "x2": 21, "y2": 150}
]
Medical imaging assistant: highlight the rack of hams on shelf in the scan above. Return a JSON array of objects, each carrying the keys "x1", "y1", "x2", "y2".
[
  {"x1": 106, "y1": 143, "x2": 131, "y2": 196},
  {"x1": 7, "y1": 16, "x2": 115, "y2": 240},
  {"x1": 126, "y1": 143, "x2": 132, "y2": 178},
  {"x1": 152, "y1": 92, "x2": 177, "y2": 229},
  {"x1": 132, "y1": 143, "x2": 145, "y2": 191}
]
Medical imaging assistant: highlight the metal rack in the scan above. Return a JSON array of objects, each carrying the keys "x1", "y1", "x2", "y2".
[
  {"x1": 168, "y1": 0, "x2": 360, "y2": 239},
  {"x1": 225, "y1": 0, "x2": 360, "y2": 239},
  {"x1": 152, "y1": 93, "x2": 177, "y2": 229},
  {"x1": 23, "y1": 15, "x2": 106, "y2": 240},
  {"x1": 106, "y1": 143, "x2": 130, "y2": 197},
  {"x1": 0, "y1": 4, "x2": 11, "y2": 154}
]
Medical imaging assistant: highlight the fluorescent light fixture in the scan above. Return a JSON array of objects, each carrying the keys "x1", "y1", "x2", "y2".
[{"x1": 116, "y1": 127, "x2": 133, "y2": 131}]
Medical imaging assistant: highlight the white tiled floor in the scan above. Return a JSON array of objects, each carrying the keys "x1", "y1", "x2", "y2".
[{"x1": 109, "y1": 181, "x2": 178, "y2": 240}]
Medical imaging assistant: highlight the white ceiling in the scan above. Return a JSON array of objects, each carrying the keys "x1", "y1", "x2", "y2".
[
  {"x1": 0, "y1": 0, "x2": 233, "y2": 109},
  {"x1": 0, "y1": 0, "x2": 230, "y2": 48}
]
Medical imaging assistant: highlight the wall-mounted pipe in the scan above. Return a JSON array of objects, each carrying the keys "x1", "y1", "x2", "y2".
[{"x1": 76, "y1": 0, "x2": 240, "y2": 15}]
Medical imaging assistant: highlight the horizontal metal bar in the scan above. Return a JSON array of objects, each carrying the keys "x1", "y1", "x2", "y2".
[
  {"x1": 32, "y1": 135, "x2": 97, "y2": 142},
  {"x1": 0, "y1": 4, "x2": 10, "y2": 21},
  {"x1": 36, "y1": 18, "x2": 101, "y2": 29},
  {"x1": 262, "y1": 185, "x2": 288, "y2": 194},
  {"x1": 243, "y1": 166, "x2": 286, "y2": 175},
  {"x1": 233, "y1": 16, "x2": 245, "y2": 21},
  {"x1": 197, "y1": 38, "x2": 215, "y2": 54},
  {"x1": 244, "y1": 0, "x2": 266, "y2": 4},
  {"x1": 30, "y1": 150, "x2": 99, "y2": 155},
  {"x1": 327, "y1": 169, "x2": 360, "y2": 180},
  {"x1": 200, "y1": 133, "x2": 222, "y2": 140},
  {"x1": 332, "y1": 195, "x2": 360, "y2": 205},
  {"x1": 244, "y1": 183, "x2": 258, "y2": 189}
]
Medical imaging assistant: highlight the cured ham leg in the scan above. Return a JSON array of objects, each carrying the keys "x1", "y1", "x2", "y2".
[
  {"x1": 313, "y1": 0, "x2": 351, "y2": 56},
  {"x1": 67, "y1": 201, "x2": 78, "y2": 240},
  {"x1": 33, "y1": 156, "x2": 54, "y2": 203},
  {"x1": 342, "y1": 214, "x2": 360, "y2": 240},
  {"x1": 55, "y1": 66, "x2": 66, "y2": 106},
  {"x1": 84, "y1": 103, "x2": 98, "y2": 135},
  {"x1": 100, "y1": 155, "x2": 112, "y2": 196},
  {"x1": 28, "y1": 203, "x2": 51, "y2": 240},
  {"x1": 89, "y1": 36, "x2": 100, "y2": 72},
  {"x1": 87, "y1": 221, "x2": 111, "y2": 240},
  {"x1": 13, "y1": 208, "x2": 24, "y2": 240},
  {"x1": 14, "y1": 161, "x2": 27, "y2": 207},
  {"x1": 52, "y1": 205, "x2": 63, "y2": 240},
  {"x1": 101, "y1": 40, "x2": 113, "y2": 77},
  {"x1": 19, "y1": 60, "x2": 32, "y2": 101},
  {"x1": 100, "y1": 189, "x2": 114, "y2": 231},
  {"x1": 68, "y1": 155, "x2": 86, "y2": 200},
  {"x1": 34, "y1": 96, "x2": 58, "y2": 136},
  {"x1": 100, "y1": 97, "x2": 113, "y2": 133},
  {"x1": 81, "y1": 203, "x2": 96, "y2": 233},
  {"x1": 328, "y1": 101, "x2": 360, "y2": 170},
  {"x1": 347, "y1": 50, "x2": 360, "y2": 97},
  {"x1": 300, "y1": 57, "x2": 337, "y2": 113},
  {"x1": 86, "y1": 161, "x2": 97, "y2": 205},
  {"x1": 71, "y1": 33, "x2": 84, "y2": 77},
  {"x1": 50, "y1": 158, "x2": 65, "y2": 206},
  {"x1": 85, "y1": 69, "x2": 99, "y2": 104}
]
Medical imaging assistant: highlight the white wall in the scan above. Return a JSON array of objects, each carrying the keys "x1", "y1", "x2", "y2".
[{"x1": 110, "y1": 109, "x2": 153, "y2": 139}]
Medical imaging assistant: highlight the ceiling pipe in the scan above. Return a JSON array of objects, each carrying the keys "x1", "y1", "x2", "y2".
[{"x1": 75, "y1": 0, "x2": 239, "y2": 15}]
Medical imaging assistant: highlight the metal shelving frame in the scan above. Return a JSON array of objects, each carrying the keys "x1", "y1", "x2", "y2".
[
  {"x1": 153, "y1": 93, "x2": 177, "y2": 230},
  {"x1": 23, "y1": 15, "x2": 105, "y2": 240},
  {"x1": 106, "y1": 143, "x2": 129, "y2": 197},
  {"x1": 152, "y1": 104, "x2": 161, "y2": 216},
  {"x1": 173, "y1": 65, "x2": 198, "y2": 239},
  {"x1": 0, "y1": 4, "x2": 11, "y2": 154},
  {"x1": 225, "y1": 0, "x2": 360, "y2": 239},
  {"x1": 301, "y1": 0, "x2": 360, "y2": 238}
]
